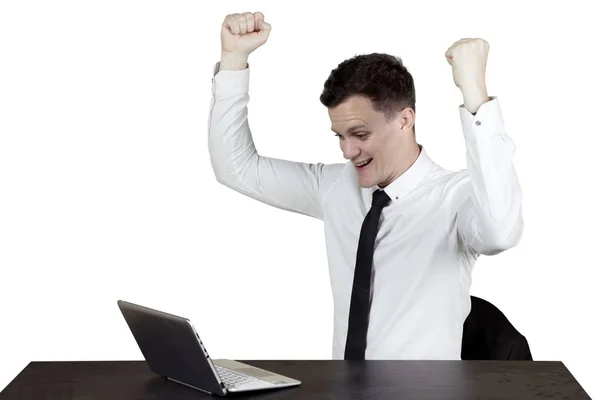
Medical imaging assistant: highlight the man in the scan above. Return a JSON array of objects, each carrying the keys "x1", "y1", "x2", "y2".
[{"x1": 208, "y1": 11, "x2": 523, "y2": 360}]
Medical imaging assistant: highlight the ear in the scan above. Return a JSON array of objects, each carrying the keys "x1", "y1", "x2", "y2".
[{"x1": 395, "y1": 107, "x2": 415, "y2": 135}]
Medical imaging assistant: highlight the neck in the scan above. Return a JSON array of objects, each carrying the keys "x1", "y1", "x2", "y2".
[{"x1": 378, "y1": 142, "x2": 421, "y2": 188}]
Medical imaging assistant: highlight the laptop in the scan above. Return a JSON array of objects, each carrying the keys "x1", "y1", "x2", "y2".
[{"x1": 117, "y1": 300, "x2": 301, "y2": 396}]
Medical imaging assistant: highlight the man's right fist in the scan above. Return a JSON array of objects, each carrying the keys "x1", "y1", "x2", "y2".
[{"x1": 221, "y1": 12, "x2": 271, "y2": 56}]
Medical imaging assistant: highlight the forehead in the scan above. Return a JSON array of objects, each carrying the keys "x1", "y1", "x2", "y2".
[
  {"x1": 329, "y1": 96, "x2": 375, "y2": 121},
  {"x1": 328, "y1": 96, "x2": 382, "y2": 128}
]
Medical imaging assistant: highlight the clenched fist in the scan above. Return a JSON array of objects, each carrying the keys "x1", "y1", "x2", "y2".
[
  {"x1": 445, "y1": 38, "x2": 489, "y2": 91},
  {"x1": 445, "y1": 38, "x2": 490, "y2": 113},
  {"x1": 221, "y1": 12, "x2": 271, "y2": 57}
]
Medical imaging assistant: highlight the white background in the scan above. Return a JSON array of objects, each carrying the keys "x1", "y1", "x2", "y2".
[{"x1": 1, "y1": 0, "x2": 598, "y2": 397}]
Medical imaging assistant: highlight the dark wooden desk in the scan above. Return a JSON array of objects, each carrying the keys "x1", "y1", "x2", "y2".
[{"x1": 0, "y1": 360, "x2": 591, "y2": 399}]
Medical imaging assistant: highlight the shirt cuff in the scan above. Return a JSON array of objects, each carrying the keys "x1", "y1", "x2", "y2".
[
  {"x1": 459, "y1": 96, "x2": 515, "y2": 152},
  {"x1": 211, "y1": 61, "x2": 250, "y2": 96}
]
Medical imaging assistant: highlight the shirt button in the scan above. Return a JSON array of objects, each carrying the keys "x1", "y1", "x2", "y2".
[{"x1": 475, "y1": 120, "x2": 481, "y2": 126}]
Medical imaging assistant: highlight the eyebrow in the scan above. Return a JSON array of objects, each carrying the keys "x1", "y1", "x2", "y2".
[{"x1": 331, "y1": 124, "x2": 367, "y2": 135}]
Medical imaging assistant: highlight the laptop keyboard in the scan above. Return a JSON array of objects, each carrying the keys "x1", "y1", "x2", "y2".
[{"x1": 215, "y1": 365, "x2": 274, "y2": 389}]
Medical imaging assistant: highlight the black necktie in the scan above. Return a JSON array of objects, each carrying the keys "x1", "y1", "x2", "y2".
[{"x1": 344, "y1": 189, "x2": 392, "y2": 360}]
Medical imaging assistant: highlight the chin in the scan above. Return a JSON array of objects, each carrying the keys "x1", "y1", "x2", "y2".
[{"x1": 357, "y1": 177, "x2": 375, "y2": 188}]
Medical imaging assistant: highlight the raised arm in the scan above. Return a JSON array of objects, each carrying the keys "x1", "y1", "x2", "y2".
[
  {"x1": 446, "y1": 38, "x2": 524, "y2": 255},
  {"x1": 208, "y1": 12, "x2": 345, "y2": 220}
]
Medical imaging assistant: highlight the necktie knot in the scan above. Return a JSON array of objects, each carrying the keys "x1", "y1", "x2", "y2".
[{"x1": 372, "y1": 189, "x2": 391, "y2": 208}]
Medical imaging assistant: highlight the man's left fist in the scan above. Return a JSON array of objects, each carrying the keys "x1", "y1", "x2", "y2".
[{"x1": 445, "y1": 38, "x2": 489, "y2": 91}]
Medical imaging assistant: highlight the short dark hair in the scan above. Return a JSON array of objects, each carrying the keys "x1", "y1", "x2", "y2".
[{"x1": 320, "y1": 53, "x2": 416, "y2": 133}]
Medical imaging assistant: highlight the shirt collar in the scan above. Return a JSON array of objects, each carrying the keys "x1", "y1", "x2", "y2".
[{"x1": 374, "y1": 145, "x2": 436, "y2": 202}]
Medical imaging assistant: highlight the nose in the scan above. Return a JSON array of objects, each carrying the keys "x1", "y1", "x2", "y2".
[{"x1": 341, "y1": 140, "x2": 360, "y2": 160}]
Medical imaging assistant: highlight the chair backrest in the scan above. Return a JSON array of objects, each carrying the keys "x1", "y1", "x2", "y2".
[{"x1": 461, "y1": 295, "x2": 533, "y2": 360}]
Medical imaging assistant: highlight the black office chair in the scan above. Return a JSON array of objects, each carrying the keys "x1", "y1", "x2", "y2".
[{"x1": 461, "y1": 295, "x2": 533, "y2": 360}]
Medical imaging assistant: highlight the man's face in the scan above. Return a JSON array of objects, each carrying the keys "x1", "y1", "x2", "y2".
[{"x1": 328, "y1": 95, "x2": 414, "y2": 188}]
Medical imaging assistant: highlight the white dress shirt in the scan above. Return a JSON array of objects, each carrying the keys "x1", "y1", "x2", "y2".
[{"x1": 208, "y1": 62, "x2": 524, "y2": 360}]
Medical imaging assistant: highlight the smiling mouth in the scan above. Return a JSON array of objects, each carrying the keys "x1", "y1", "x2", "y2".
[{"x1": 354, "y1": 159, "x2": 373, "y2": 169}]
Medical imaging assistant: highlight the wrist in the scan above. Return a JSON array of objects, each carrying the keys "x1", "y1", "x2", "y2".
[
  {"x1": 461, "y1": 82, "x2": 489, "y2": 114},
  {"x1": 220, "y1": 51, "x2": 249, "y2": 71}
]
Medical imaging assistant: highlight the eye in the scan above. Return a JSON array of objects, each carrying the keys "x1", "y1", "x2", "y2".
[{"x1": 355, "y1": 133, "x2": 369, "y2": 140}]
